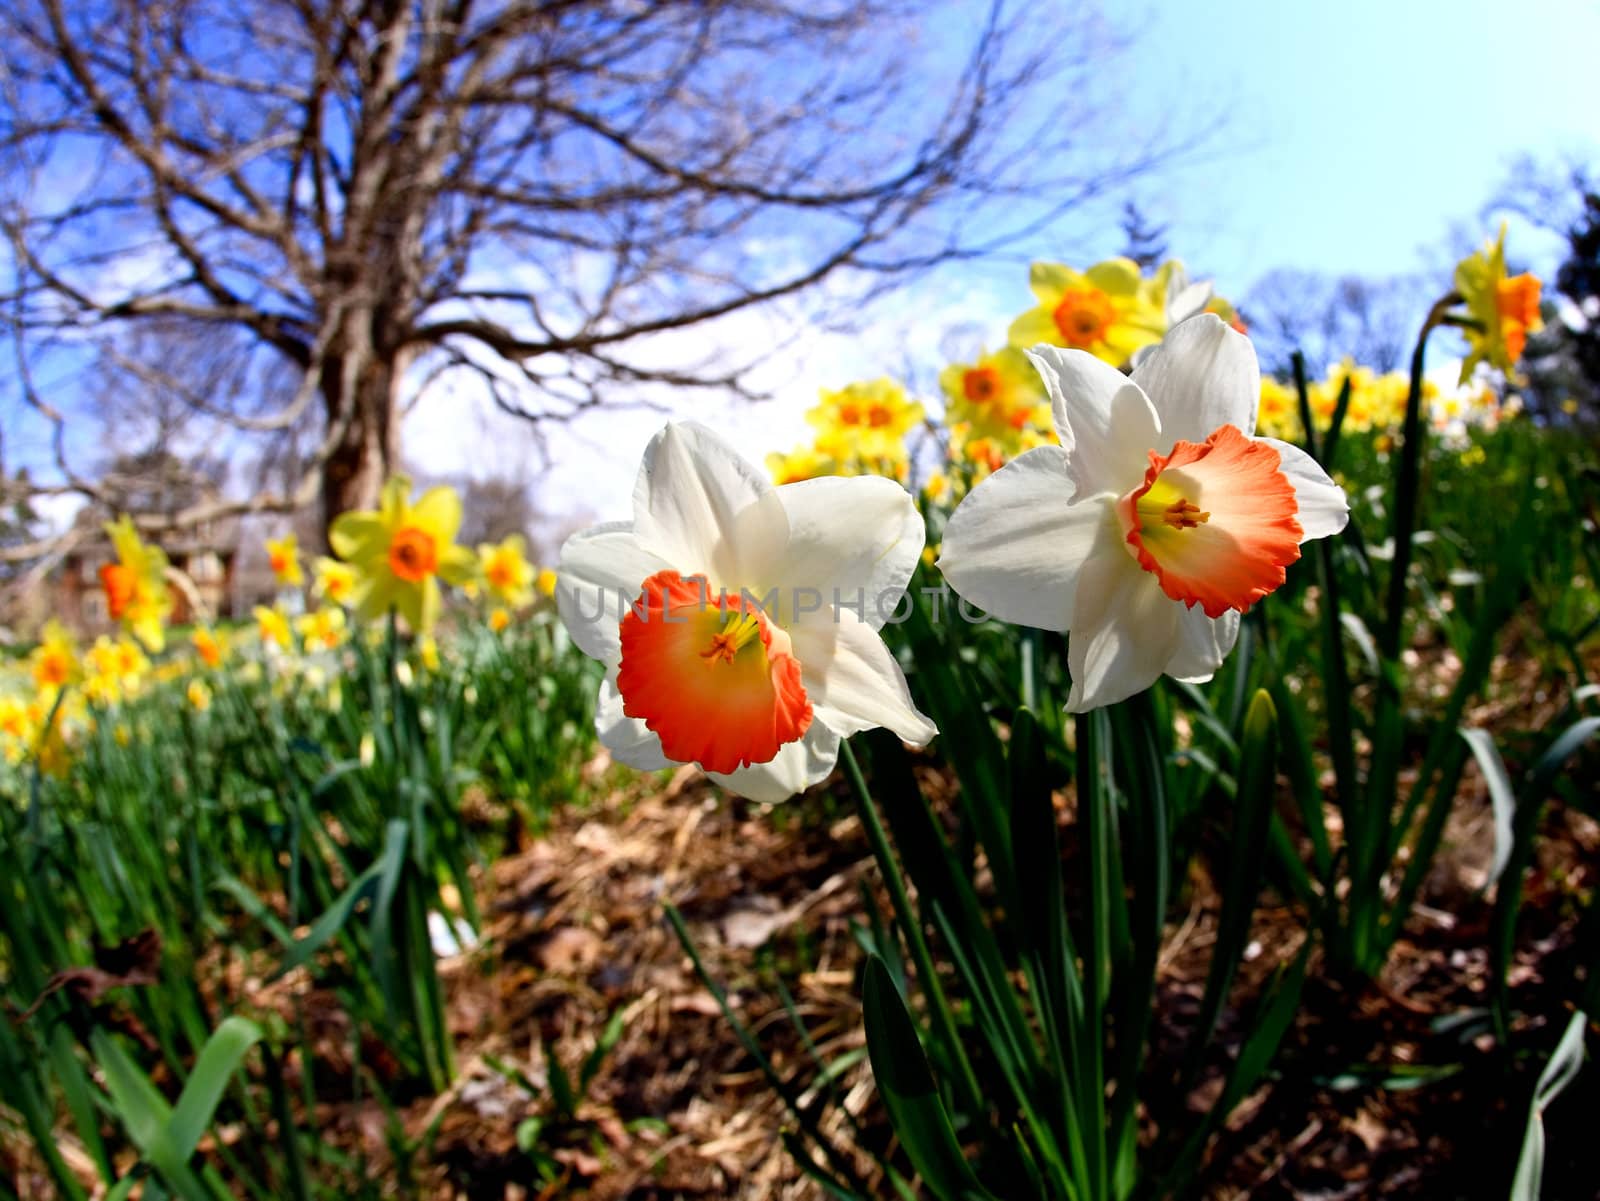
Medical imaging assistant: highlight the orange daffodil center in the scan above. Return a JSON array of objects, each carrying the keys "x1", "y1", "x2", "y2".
[
  {"x1": 1115, "y1": 425, "x2": 1303, "y2": 619},
  {"x1": 1053, "y1": 287, "x2": 1117, "y2": 348},
  {"x1": 617, "y1": 571, "x2": 813, "y2": 775},
  {"x1": 99, "y1": 563, "x2": 138, "y2": 620},
  {"x1": 388, "y1": 526, "x2": 438, "y2": 582},
  {"x1": 556, "y1": 423, "x2": 935, "y2": 802},
  {"x1": 938, "y1": 315, "x2": 1349, "y2": 713}
]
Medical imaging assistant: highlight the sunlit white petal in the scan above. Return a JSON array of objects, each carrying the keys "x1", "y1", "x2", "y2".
[
  {"x1": 1166, "y1": 607, "x2": 1242, "y2": 683},
  {"x1": 630, "y1": 421, "x2": 788, "y2": 587},
  {"x1": 1131, "y1": 314, "x2": 1258, "y2": 446},
  {"x1": 1065, "y1": 547, "x2": 1182, "y2": 713},
  {"x1": 789, "y1": 611, "x2": 936, "y2": 745},
  {"x1": 773, "y1": 475, "x2": 923, "y2": 628},
  {"x1": 709, "y1": 724, "x2": 842, "y2": 803},
  {"x1": 937, "y1": 446, "x2": 1113, "y2": 632},
  {"x1": 1025, "y1": 346, "x2": 1149, "y2": 496}
]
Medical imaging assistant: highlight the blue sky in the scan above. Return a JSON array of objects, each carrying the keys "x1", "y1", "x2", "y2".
[{"x1": 1112, "y1": 0, "x2": 1599, "y2": 284}]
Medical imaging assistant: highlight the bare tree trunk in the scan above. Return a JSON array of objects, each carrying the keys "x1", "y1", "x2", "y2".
[{"x1": 319, "y1": 344, "x2": 407, "y2": 537}]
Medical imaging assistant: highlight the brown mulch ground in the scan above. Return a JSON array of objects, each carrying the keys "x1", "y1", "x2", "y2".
[{"x1": 356, "y1": 715, "x2": 1598, "y2": 1201}]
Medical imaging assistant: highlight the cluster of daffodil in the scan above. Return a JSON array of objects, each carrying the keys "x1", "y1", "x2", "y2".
[
  {"x1": 766, "y1": 257, "x2": 1244, "y2": 504},
  {"x1": 767, "y1": 377, "x2": 927, "y2": 486},
  {"x1": 1256, "y1": 360, "x2": 1510, "y2": 449},
  {"x1": 3, "y1": 485, "x2": 564, "y2": 780},
  {"x1": 1253, "y1": 225, "x2": 1541, "y2": 452}
]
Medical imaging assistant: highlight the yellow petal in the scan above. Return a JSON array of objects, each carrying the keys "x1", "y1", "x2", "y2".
[
  {"x1": 330, "y1": 512, "x2": 388, "y2": 563},
  {"x1": 409, "y1": 486, "x2": 463, "y2": 545},
  {"x1": 438, "y1": 544, "x2": 478, "y2": 587},
  {"x1": 1007, "y1": 307, "x2": 1061, "y2": 349},
  {"x1": 1028, "y1": 261, "x2": 1086, "y2": 306},
  {"x1": 380, "y1": 476, "x2": 412, "y2": 529},
  {"x1": 1084, "y1": 257, "x2": 1142, "y2": 296}
]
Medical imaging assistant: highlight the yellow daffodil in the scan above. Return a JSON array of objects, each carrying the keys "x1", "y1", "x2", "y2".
[
  {"x1": 254, "y1": 604, "x2": 293, "y2": 650},
  {"x1": 938, "y1": 347, "x2": 1050, "y2": 459},
  {"x1": 312, "y1": 556, "x2": 358, "y2": 606},
  {"x1": 0, "y1": 695, "x2": 33, "y2": 765},
  {"x1": 1007, "y1": 258, "x2": 1167, "y2": 368},
  {"x1": 806, "y1": 378, "x2": 923, "y2": 467},
  {"x1": 766, "y1": 444, "x2": 838, "y2": 485},
  {"x1": 83, "y1": 636, "x2": 149, "y2": 706},
  {"x1": 191, "y1": 626, "x2": 226, "y2": 668},
  {"x1": 100, "y1": 516, "x2": 172, "y2": 652},
  {"x1": 296, "y1": 605, "x2": 347, "y2": 652},
  {"x1": 478, "y1": 534, "x2": 536, "y2": 608},
  {"x1": 1455, "y1": 225, "x2": 1543, "y2": 381},
  {"x1": 329, "y1": 476, "x2": 476, "y2": 632},
  {"x1": 1256, "y1": 377, "x2": 1301, "y2": 442},
  {"x1": 536, "y1": 567, "x2": 558, "y2": 599},
  {"x1": 31, "y1": 620, "x2": 81, "y2": 695},
  {"x1": 187, "y1": 679, "x2": 213, "y2": 712},
  {"x1": 489, "y1": 606, "x2": 512, "y2": 633},
  {"x1": 266, "y1": 533, "x2": 304, "y2": 587}
]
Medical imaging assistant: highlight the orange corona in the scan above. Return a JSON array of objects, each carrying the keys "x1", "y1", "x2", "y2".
[
  {"x1": 617, "y1": 571, "x2": 812, "y2": 774},
  {"x1": 1052, "y1": 288, "x2": 1116, "y2": 349},
  {"x1": 1118, "y1": 424, "x2": 1303, "y2": 619},
  {"x1": 388, "y1": 527, "x2": 438, "y2": 583}
]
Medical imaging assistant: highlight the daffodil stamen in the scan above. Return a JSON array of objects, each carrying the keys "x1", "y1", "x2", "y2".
[
  {"x1": 1159, "y1": 497, "x2": 1209, "y2": 530},
  {"x1": 701, "y1": 610, "x2": 765, "y2": 665}
]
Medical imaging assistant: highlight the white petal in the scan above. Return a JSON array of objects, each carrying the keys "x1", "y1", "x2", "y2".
[
  {"x1": 630, "y1": 422, "x2": 788, "y2": 587},
  {"x1": 557, "y1": 521, "x2": 674, "y2": 663},
  {"x1": 771, "y1": 475, "x2": 924, "y2": 629},
  {"x1": 1167, "y1": 279, "x2": 1213, "y2": 325},
  {"x1": 709, "y1": 724, "x2": 842, "y2": 802},
  {"x1": 1066, "y1": 549, "x2": 1181, "y2": 712},
  {"x1": 790, "y1": 610, "x2": 937, "y2": 745},
  {"x1": 938, "y1": 447, "x2": 1115, "y2": 632},
  {"x1": 595, "y1": 671, "x2": 671, "y2": 770},
  {"x1": 1256, "y1": 437, "x2": 1351, "y2": 542},
  {"x1": 1131, "y1": 314, "x2": 1259, "y2": 446},
  {"x1": 1025, "y1": 347, "x2": 1154, "y2": 496},
  {"x1": 1166, "y1": 607, "x2": 1242, "y2": 683}
]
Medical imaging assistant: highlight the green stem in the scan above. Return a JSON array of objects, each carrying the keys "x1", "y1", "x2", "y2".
[
  {"x1": 840, "y1": 740, "x2": 988, "y2": 1126},
  {"x1": 1381, "y1": 292, "x2": 1458, "y2": 661}
]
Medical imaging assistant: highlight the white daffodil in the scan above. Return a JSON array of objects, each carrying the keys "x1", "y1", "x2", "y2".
[
  {"x1": 557, "y1": 422, "x2": 936, "y2": 802},
  {"x1": 939, "y1": 315, "x2": 1349, "y2": 712}
]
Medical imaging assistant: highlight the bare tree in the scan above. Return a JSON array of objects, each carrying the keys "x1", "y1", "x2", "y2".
[
  {"x1": 1243, "y1": 269, "x2": 1431, "y2": 378},
  {"x1": 1, "y1": 0, "x2": 1179, "y2": 556}
]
